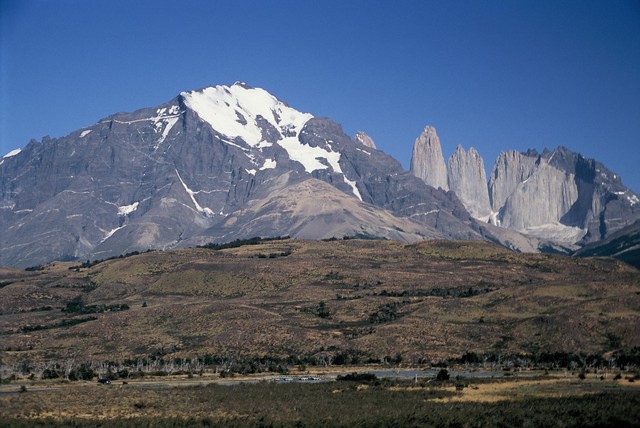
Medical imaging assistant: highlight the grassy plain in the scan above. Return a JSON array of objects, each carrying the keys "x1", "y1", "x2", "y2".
[{"x1": 1, "y1": 375, "x2": 639, "y2": 427}]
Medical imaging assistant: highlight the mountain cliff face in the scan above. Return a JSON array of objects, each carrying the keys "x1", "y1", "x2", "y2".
[
  {"x1": 489, "y1": 147, "x2": 639, "y2": 245},
  {"x1": 447, "y1": 145, "x2": 491, "y2": 221},
  {"x1": 411, "y1": 126, "x2": 640, "y2": 251},
  {"x1": 488, "y1": 150, "x2": 540, "y2": 213},
  {"x1": 411, "y1": 127, "x2": 639, "y2": 249},
  {"x1": 409, "y1": 126, "x2": 448, "y2": 190},
  {"x1": 1, "y1": 82, "x2": 479, "y2": 267}
]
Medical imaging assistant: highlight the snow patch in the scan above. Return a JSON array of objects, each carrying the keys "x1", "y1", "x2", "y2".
[
  {"x1": 489, "y1": 211, "x2": 500, "y2": 226},
  {"x1": 409, "y1": 209, "x2": 439, "y2": 218},
  {"x1": 260, "y1": 159, "x2": 277, "y2": 170},
  {"x1": 80, "y1": 130, "x2": 92, "y2": 138},
  {"x1": 356, "y1": 148, "x2": 371, "y2": 155},
  {"x1": 629, "y1": 195, "x2": 639, "y2": 206},
  {"x1": 547, "y1": 150, "x2": 556, "y2": 163},
  {"x1": 3, "y1": 148, "x2": 21, "y2": 159},
  {"x1": 175, "y1": 169, "x2": 214, "y2": 216},
  {"x1": 246, "y1": 169, "x2": 257, "y2": 175},
  {"x1": 344, "y1": 177, "x2": 362, "y2": 201},
  {"x1": 180, "y1": 84, "x2": 312, "y2": 147},
  {"x1": 156, "y1": 117, "x2": 179, "y2": 146},
  {"x1": 102, "y1": 226, "x2": 126, "y2": 242},
  {"x1": 117, "y1": 202, "x2": 139, "y2": 216},
  {"x1": 278, "y1": 137, "x2": 335, "y2": 172}
]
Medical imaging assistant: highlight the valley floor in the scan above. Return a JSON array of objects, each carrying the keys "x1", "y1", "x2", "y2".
[{"x1": 1, "y1": 370, "x2": 639, "y2": 427}]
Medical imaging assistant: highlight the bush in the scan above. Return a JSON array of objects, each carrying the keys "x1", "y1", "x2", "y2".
[
  {"x1": 42, "y1": 368, "x2": 61, "y2": 379},
  {"x1": 336, "y1": 372, "x2": 378, "y2": 382},
  {"x1": 316, "y1": 301, "x2": 331, "y2": 319},
  {"x1": 68, "y1": 364, "x2": 95, "y2": 381},
  {"x1": 436, "y1": 368, "x2": 450, "y2": 382}
]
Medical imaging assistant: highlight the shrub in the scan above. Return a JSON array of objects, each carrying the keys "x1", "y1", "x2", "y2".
[
  {"x1": 336, "y1": 372, "x2": 378, "y2": 382},
  {"x1": 316, "y1": 301, "x2": 331, "y2": 319},
  {"x1": 68, "y1": 364, "x2": 95, "y2": 381},
  {"x1": 436, "y1": 368, "x2": 450, "y2": 382},
  {"x1": 42, "y1": 368, "x2": 61, "y2": 379}
]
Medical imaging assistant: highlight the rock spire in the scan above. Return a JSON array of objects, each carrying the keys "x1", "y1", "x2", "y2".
[{"x1": 410, "y1": 126, "x2": 448, "y2": 190}]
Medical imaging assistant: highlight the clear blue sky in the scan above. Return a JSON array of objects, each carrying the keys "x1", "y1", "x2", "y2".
[{"x1": 1, "y1": 0, "x2": 639, "y2": 192}]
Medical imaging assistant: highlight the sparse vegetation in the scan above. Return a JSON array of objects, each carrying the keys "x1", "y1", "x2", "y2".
[
  {"x1": 198, "y1": 236, "x2": 290, "y2": 250},
  {"x1": 0, "y1": 378, "x2": 638, "y2": 426},
  {"x1": 1, "y1": 238, "x2": 639, "y2": 392},
  {"x1": 68, "y1": 250, "x2": 155, "y2": 270}
]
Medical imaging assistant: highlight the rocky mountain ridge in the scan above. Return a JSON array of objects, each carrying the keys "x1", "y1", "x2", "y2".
[
  {"x1": 2, "y1": 82, "x2": 638, "y2": 267},
  {"x1": 410, "y1": 128, "x2": 639, "y2": 249}
]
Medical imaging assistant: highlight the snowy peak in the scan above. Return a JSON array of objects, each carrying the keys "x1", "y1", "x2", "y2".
[{"x1": 180, "y1": 83, "x2": 313, "y2": 147}]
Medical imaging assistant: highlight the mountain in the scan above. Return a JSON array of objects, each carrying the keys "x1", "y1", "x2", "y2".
[
  {"x1": 1, "y1": 82, "x2": 480, "y2": 267},
  {"x1": 4, "y1": 83, "x2": 636, "y2": 267},
  {"x1": 410, "y1": 127, "x2": 640, "y2": 250}
]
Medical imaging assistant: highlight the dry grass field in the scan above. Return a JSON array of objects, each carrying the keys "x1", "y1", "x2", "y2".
[{"x1": 1, "y1": 238, "x2": 638, "y2": 368}]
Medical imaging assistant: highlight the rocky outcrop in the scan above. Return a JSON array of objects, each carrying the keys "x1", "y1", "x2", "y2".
[
  {"x1": 353, "y1": 131, "x2": 376, "y2": 149},
  {"x1": 410, "y1": 126, "x2": 448, "y2": 190},
  {"x1": 447, "y1": 145, "x2": 491, "y2": 220}
]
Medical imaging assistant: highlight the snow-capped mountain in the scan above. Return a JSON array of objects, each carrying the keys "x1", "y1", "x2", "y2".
[
  {"x1": 4, "y1": 82, "x2": 635, "y2": 267},
  {"x1": 1, "y1": 82, "x2": 487, "y2": 267}
]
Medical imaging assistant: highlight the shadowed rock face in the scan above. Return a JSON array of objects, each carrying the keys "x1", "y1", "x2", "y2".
[
  {"x1": 410, "y1": 126, "x2": 448, "y2": 191},
  {"x1": 0, "y1": 83, "x2": 478, "y2": 267}
]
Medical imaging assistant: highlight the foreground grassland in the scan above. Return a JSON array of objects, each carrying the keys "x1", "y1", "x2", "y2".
[
  {"x1": 1, "y1": 376, "x2": 639, "y2": 427},
  {"x1": 1, "y1": 238, "x2": 639, "y2": 426}
]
